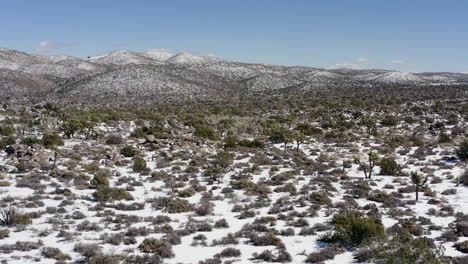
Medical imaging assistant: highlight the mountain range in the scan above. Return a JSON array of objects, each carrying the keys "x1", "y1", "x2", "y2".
[{"x1": 1, "y1": 48, "x2": 467, "y2": 102}]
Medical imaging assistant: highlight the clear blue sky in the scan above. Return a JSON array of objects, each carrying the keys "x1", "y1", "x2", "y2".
[{"x1": 1, "y1": 0, "x2": 467, "y2": 72}]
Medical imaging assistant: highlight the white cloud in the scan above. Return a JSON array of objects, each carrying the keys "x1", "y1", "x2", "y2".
[
  {"x1": 35, "y1": 40, "x2": 78, "y2": 52},
  {"x1": 328, "y1": 63, "x2": 365, "y2": 70},
  {"x1": 357, "y1": 58, "x2": 369, "y2": 63},
  {"x1": 391, "y1": 60, "x2": 405, "y2": 64}
]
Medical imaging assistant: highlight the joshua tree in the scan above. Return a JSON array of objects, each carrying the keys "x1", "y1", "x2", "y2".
[
  {"x1": 361, "y1": 116, "x2": 377, "y2": 137},
  {"x1": 354, "y1": 151, "x2": 380, "y2": 179},
  {"x1": 411, "y1": 172, "x2": 428, "y2": 201},
  {"x1": 51, "y1": 147, "x2": 61, "y2": 171},
  {"x1": 292, "y1": 131, "x2": 306, "y2": 152}
]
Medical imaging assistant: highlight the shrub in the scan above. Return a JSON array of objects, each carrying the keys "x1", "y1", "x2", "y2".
[
  {"x1": 456, "y1": 139, "x2": 468, "y2": 161},
  {"x1": 106, "y1": 134, "x2": 124, "y2": 145},
  {"x1": 455, "y1": 240, "x2": 468, "y2": 253},
  {"x1": 214, "y1": 151, "x2": 233, "y2": 170},
  {"x1": 73, "y1": 243, "x2": 102, "y2": 259},
  {"x1": 153, "y1": 197, "x2": 192, "y2": 213},
  {"x1": 238, "y1": 139, "x2": 265, "y2": 148},
  {"x1": 16, "y1": 160, "x2": 29, "y2": 173},
  {"x1": 0, "y1": 126, "x2": 14, "y2": 136},
  {"x1": 194, "y1": 125, "x2": 217, "y2": 140},
  {"x1": 324, "y1": 213, "x2": 385, "y2": 246},
  {"x1": 379, "y1": 157, "x2": 401, "y2": 176},
  {"x1": 223, "y1": 134, "x2": 238, "y2": 149},
  {"x1": 120, "y1": 145, "x2": 137, "y2": 157},
  {"x1": 42, "y1": 130, "x2": 64, "y2": 147},
  {"x1": 0, "y1": 228, "x2": 9, "y2": 239},
  {"x1": 250, "y1": 232, "x2": 283, "y2": 247},
  {"x1": 0, "y1": 136, "x2": 15, "y2": 149},
  {"x1": 0, "y1": 181, "x2": 10, "y2": 187},
  {"x1": 0, "y1": 206, "x2": 32, "y2": 226},
  {"x1": 93, "y1": 187, "x2": 132, "y2": 202},
  {"x1": 87, "y1": 255, "x2": 121, "y2": 264},
  {"x1": 41, "y1": 247, "x2": 71, "y2": 260},
  {"x1": 462, "y1": 169, "x2": 468, "y2": 186},
  {"x1": 21, "y1": 136, "x2": 41, "y2": 146},
  {"x1": 133, "y1": 158, "x2": 147, "y2": 172},
  {"x1": 138, "y1": 238, "x2": 174, "y2": 258},
  {"x1": 166, "y1": 198, "x2": 192, "y2": 213},
  {"x1": 305, "y1": 243, "x2": 345, "y2": 263},
  {"x1": 215, "y1": 247, "x2": 241, "y2": 258},
  {"x1": 438, "y1": 133, "x2": 451, "y2": 144},
  {"x1": 90, "y1": 175, "x2": 110, "y2": 189},
  {"x1": 357, "y1": 232, "x2": 450, "y2": 264}
]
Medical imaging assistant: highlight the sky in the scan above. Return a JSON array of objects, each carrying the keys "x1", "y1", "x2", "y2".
[{"x1": 1, "y1": 0, "x2": 467, "y2": 72}]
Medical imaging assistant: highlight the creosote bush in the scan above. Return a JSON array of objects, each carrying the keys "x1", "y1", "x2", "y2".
[
  {"x1": 379, "y1": 157, "x2": 401, "y2": 176},
  {"x1": 120, "y1": 145, "x2": 137, "y2": 157},
  {"x1": 322, "y1": 213, "x2": 385, "y2": 246},
  {"x1": 194, "y1": 125, "x2": 217, "y2": 140},
  {"x1": 93, "y1": 187, "x2": 132, "y2": 202},
  {"x1": 133, "y1": 158, "x2": 147, "y2": 172},
  {"x1": 356, "y1": 232, "x2": 450, "y2": 264},
  {"x1": 90, "y1": 174, "x2": 110, "y2": 189}
]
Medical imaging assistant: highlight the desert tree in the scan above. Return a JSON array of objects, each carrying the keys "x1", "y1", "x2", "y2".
[
  {"x1": 61, "y1": 119, "x2": 83, "y2": 138},
  {"x1": 51, "y1": 147, "x2": 61, "y2": 171},
  {"x1": 410, "y1": 172, "x2": 428, "y2": 201},
  {"x1": 360, "y1": 116, "x2": 377, "y2": 137},
  {"x1": 292, "y1": 131, "x2": 306, "y2": 152},
  {"x1": 354, "y1": 151, "x2": 380, "y2": 179}
]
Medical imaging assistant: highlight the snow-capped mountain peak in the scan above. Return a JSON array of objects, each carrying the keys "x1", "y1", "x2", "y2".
[
  {"x1": 166, "y1": 51, "x2": 221, "y2": 64},
  {"x1": 142, "y1": 49, "x2": 174, "y2": 61}
]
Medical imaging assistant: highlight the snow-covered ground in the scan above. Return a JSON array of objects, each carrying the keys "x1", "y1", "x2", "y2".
[{"x1": 0, "y1": 107, "x2": 467, "y2": 264}]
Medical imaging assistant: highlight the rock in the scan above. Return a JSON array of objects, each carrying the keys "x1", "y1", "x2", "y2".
[
  {"x1": 5, "y1": 145, "x2": 15, "y2": 155},
  {"x1": 145, "y1": 135, "x2": 156, "y2": 143}
]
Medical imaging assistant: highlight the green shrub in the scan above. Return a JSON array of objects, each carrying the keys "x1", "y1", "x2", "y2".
[
  {"x1": 238, "y1": 139, "x2": 265, "y2": 148},
  {"x1": 21, "y1": 136, "x2": 41, "y2": 146},
  {"x1": 154, "y1": 197, "x2": 192, "y2": 213},
  {"x1": 194, "y1": 125, "x2": 217, "y2": 140},
  {"x1": 131, "y1": 127, "x2": 147, "y2": 138},
  {"x1": 324, "y1": 213, "x2": 385, "y2": 246},
  {"x1": 357, "y1": 232, "x2": 450, "y2": 264},
  {"x1": 12, "y1": 213, "x2": 33, "y2": 225},
  {"x1": 120, "y1": 145, "x2": 137, "y2": 157},
  {"x1": 438, "y1": 133, "x2": 451, "y2": 144},
  {"x1": 0, "y1": 181, "x2": 10, "y2": 187},
  {"x1": 214, "y1": 151, "x2": 233, "y2": 170},
  {"x1": 90, "y1": 175, "x2": 109, "y2": 189},
  {"x1": 133, "y1": 158, "x2": 147, "y2": 172},
  {"x1": 42, "y1": 130, "x2": 64, "y2": 147},
  {"x1": 93, "y1": 187, "x2": 131, "y2": 202},
  {"x1": 0, "y1": 126, "x2": 14, "y2": 136},
  {"x1": 0, "y1": 207, "x2": 32, "y2": 226},
  {"x1": 16, "y1": 160, "x2": 29, "y2": 173},
  {"x1": 223, "y1": 134, "x2": 238, "y2": 148},
  {"x1": 0, "y1": 136, "x2": 15, "y2": 149},
  {"x1": 61, "y1": 120, "x2": 83, "y2": 138},
  {"x1": 379, "y1": 157, "x2": 401, "y2": 176}
]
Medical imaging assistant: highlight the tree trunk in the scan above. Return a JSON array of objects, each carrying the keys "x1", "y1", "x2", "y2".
[{"x1": 415, "y1": 185, "x2": 419, "y2": 201}]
